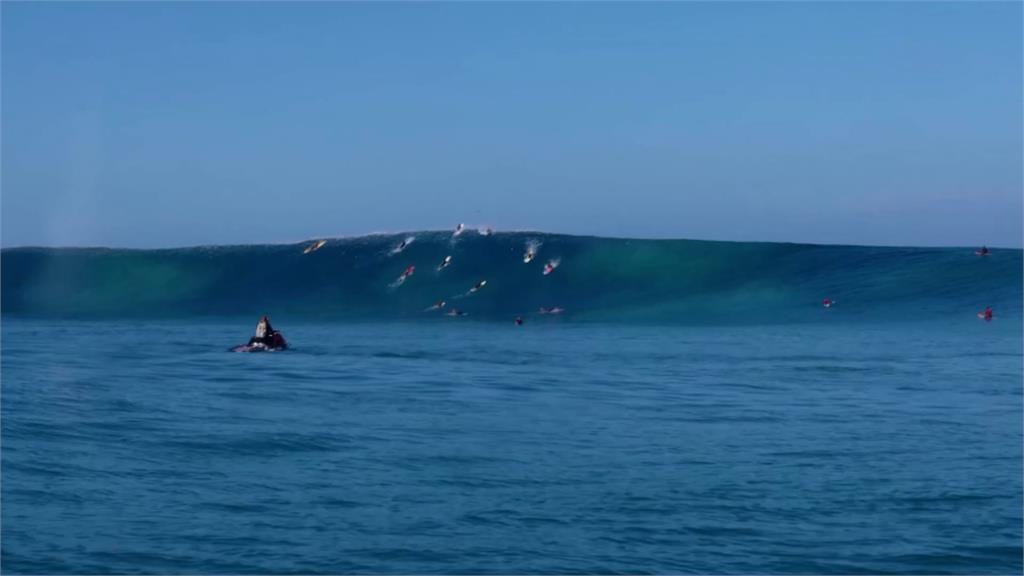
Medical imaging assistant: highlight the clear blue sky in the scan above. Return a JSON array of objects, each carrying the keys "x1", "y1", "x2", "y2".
[{"x1": 2, "y1": 2, "x2": 1021, "y2": 248}]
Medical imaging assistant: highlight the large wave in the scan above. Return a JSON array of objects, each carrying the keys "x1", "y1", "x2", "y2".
[{"x1": 2, "y1": 232, "x2": 1020, "y2": 323}]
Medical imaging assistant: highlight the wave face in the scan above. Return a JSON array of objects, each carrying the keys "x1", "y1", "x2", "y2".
[{"x1": 2, "y1": 232, "x2": 1021, "y2": 323}]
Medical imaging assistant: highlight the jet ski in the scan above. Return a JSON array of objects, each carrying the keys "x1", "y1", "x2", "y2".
[{"x1": 231, "y1": 332, "x2": 288, "y2": 353}]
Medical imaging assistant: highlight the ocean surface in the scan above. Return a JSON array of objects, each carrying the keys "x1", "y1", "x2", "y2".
[
  {"x1": 2, "y1": 318, "x2": 1021, "y2": 574},
  {"x1": 2, "y1": 234, "x2": 1022, "y2": 573}
]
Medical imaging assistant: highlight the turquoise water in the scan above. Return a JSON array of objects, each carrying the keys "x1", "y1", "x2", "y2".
[
  {"x1": 2, "y1": 318, "x2": 1021, "y2": 574},
  {"x1": 3, "y1": 234, "x2": 1021, "y2": 572},
  {"x1": 3, "y1": 233, "x2": 1021, "y2": 323}
]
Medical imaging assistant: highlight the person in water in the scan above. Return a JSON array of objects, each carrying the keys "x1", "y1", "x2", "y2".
[
  {"x1": 248, "y1": 315, "x2": 284, "y2": 347},
  {"x1": 981, "y1": 306, "x2": 994, "y2": 321},
  {"x1": 977, "y1": 246, "x2": 990, "y2": 256}
]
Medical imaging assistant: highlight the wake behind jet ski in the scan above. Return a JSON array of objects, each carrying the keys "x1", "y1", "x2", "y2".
[{"x1": 232, "y1": 315, "x2": 288, "y2": 352}]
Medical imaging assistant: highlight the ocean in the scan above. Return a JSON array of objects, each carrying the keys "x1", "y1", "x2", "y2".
[{"x1": 2, "y1": 234, "x2": 1022, "y2": 574}]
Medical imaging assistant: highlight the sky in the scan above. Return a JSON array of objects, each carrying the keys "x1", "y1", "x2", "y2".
[{"x1": 2, "y1": 2, "x2": 1021, "y2": 248}]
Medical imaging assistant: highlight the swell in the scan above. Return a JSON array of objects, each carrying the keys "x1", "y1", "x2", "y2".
[{"x1": 2, "y1": 232, "x2": 1020, "y2": 323}]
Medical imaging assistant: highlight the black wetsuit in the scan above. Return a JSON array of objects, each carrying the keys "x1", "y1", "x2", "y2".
[{"x1": 248, "y1": 320, "x2": 277, "y2": 346}]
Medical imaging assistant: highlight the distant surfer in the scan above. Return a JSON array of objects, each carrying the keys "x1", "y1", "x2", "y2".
[
  {"x1": 823, "y1": 298, "x2": 834, "y2": 308},
  {"x1": 478, "y1": 227, "x2": 494, "y2": 236},
  {"x1": 390, "y1": 236, "x2": 415, "y2": 255},
  {"x1": 542, "y1": 258, "x2": 560, "y2": 276},
  {"x1": 468, "y1": 280, "x2": 487, "y2": 294},
  {"x1": 425, "y1": 300, "x2": 446, "y2": 311},
  {"x1": 514, "y1": 316, "x2": 523, "y2": 326},
  {"x1": 446, "y1": 308, "x2": 467, "y2": 317},
  {"x1": 452, "y1": 223, "x2": 466, "y2": 238},
  {"x1": 303, "y1": 240, "x2": 327, "y2": 254},
  {"x1": 523, "y1": 240, "x2": 541, "y2": 263},
  {"x1": 976, "y1": 246, "x2": 990, "y2": 256},
  {"x1": 391, "y1": 265, "x2": 415, "y2": 288},
  {"x1": 538, "y1": 306, "x2": 564, "y2": 315},
  {"x1": 437, "y1": 255, "x2": 452, "y2": 271},
  {"x1": 978, "y1": 306, "x2": 994, "y2": 321}
]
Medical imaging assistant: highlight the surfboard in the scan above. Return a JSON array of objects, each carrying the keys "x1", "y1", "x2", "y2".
[{"x1": 231, "y1": 343, "x2": 285, "y2": 353}]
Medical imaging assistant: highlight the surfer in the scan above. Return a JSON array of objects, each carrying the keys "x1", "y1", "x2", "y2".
[
  {"x1": 391, "y1": 265, "x2": 415, "y2": 288},
  {"x1": 979, "y1": 306, "x2": 994, "y2": 321},
  {"x1": 468, "y1": 280, "x2": 487, "y2": 294},
  {"x1": 976, "y1": 246, "x2": 990, "y2": 256},
  {"x1": 453, "y1": 223, "x2": 466, "y2": 238},
  {"x1": 823, "y1": 298, "x2": 834, "y2": 308},
  {"x1": 538, "y1": 307, "x2": 564, "y2": 315},
  {"x1": 446, "y1": 308, "x2": 467, "y2": 317},
  {"x1": 303, "y1": 240, "x2": 327, "y2": 254},
  {"x1": 390, "y1": 236, "x2": 414, "y2": 255},
  {"x1": 246, "y1": 316, "x2": 287, "y2": 349},
  {"x1": 523, "y1": 240, "x2": 540, "y2": 263},
  {"x1": 425, "y1": 300, "x2": 446, "y2": 311},
  {"x1": 437, "y1": 255, "x2": 452, "y2": 271},
  {"x1": 514, "y1": 316, "x2": 523, "y2": 326},
  {"x1": 542, "y1": 258, "x2": 560, "y2": 276}
]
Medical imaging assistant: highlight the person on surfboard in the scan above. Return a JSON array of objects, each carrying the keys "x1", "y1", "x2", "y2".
[{"x1": 248, "y1": 316, "x2": 286, "y2": 348}]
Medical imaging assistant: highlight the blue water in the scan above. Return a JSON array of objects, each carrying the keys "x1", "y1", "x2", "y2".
[
  {"x1": 4, "y1": 234, "x2": 1021, "y2": 323},
  {"x1": 2, "y1": 318, "x2": 1021, "y2": 574}
]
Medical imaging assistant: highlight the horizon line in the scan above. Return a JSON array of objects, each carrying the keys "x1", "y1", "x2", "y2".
[{"x1": 1, "y1": 229, "x2": 1019, "y2": 252}]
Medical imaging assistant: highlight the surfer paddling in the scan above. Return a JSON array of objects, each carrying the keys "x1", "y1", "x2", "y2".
[{"x1": 978, "y1": 306, "x2": 994, "y2": 321}]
